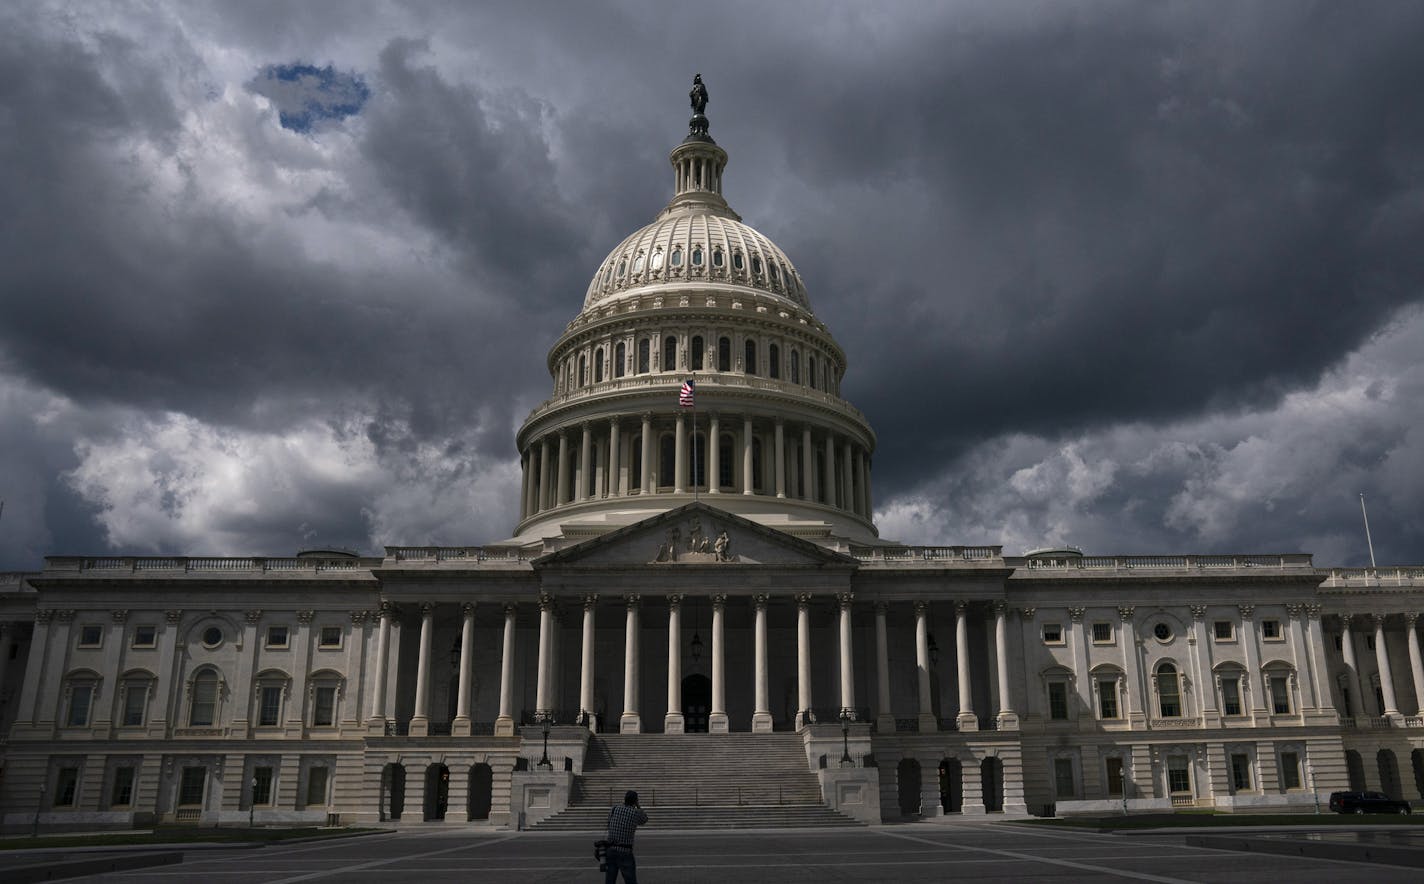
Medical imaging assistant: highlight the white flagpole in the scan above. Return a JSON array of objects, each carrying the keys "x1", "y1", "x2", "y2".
[
  {"x1": 691, "y1": 375, "x2": 699, "y2": 503},
  {"x1": 1359, "y1": 493, "x2": 1377, "y2": 569}
]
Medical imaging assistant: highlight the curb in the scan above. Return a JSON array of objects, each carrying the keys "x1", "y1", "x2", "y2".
[{"x1": 6, "y1": 850, "x2": 182, "y2": 883}]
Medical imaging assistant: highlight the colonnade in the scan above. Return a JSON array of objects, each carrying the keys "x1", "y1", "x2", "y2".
[
  {"x1": 1336, "y1": 612, "x2": 1424, "y2": 719},
  {"x1": 518, "y1": 414, "x2": 872, "y2": 522}
]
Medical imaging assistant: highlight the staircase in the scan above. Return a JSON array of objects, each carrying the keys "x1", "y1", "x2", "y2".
[{"x1": 532, "y1": 733, "x2": 863, "y2": 830}]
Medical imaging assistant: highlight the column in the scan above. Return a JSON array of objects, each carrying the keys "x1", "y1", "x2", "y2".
[
  {"x1": 535, "y1": 593, "x2": 554, "y2": 714},
  {"x1": 874, "y1": 603, "x2": 894, "y2": 733},
  {"x1": 822, "y1": 433, "x2": 837, "y2": 507},
  {"x1": 742, "y1": 417, "x2": 754, "y2": 495},
  {"x1": 666, "y1": 595, "x2": 685, "y2": 733},
  {"x1": 1404, "y1": 612, "x2": 1424, "y2": 717},
  {"x1": 842, "y1": 439, "x2": 854, "y2": 512},
  {"x1": 863, "y1": 454, "x2": 873, "y2": 515},
  {"x1": 1238, "y1": 605, "x2": 1264, "y2": 721},
  {"x1": 837, "y1": 592, "x2": 856, "y2": 715},
  {"x1": 796, "y1": 594, "x2": 813, "y2": 728},
  {"x1": 994, "y1": 602, "x2": 1016, "y2": 727},
  {"x1": 607, "y1": 419, "x2": 620, "y2": 497},
  {"x1": 621, "y1": 595, "x2": 641, "y2": 733},
  {"x1": 1340, "y1": 614, "x2": 1367, "y2": 718},
  {"x1": 1285, "y1": 603, "x2": 1317, "y2": 713},
  {"x1": 851, "y1": 449, "x2": 864, "y2": 516},
  {"x1": 774, "y1": 419, "x2": 786, "y2": 498},
  {"x1": 538, "y1": 438, "x2": 552, "y2": 511},
  {"x1": 452, "y1": 602, "x2": 476, "y2": 736},
  {"x1": 752, "y1": 594, "x2": 773, "y2": 731},
  {"x1": 495, "y1": 604, "x2": 517, "y2": 736},
  {"x1": 801, "y1": 426, "x2": 814, "y2": 501},
  {"x1": 709, "y1": 595, "x2": 728, "y2": 732},
  {"x1": 915, "y1": 601, "x2": 936, "y2": 731},
  {"x1": 1119, "y1": 606, "x2": 1145, "y2": 724},
  {"x1": 367, "y1": 603, "x2": 392, "y2": 726},
  {"x1": 409, "y1": 602, "x2": 434, "y2": 736},
  {"x1": 1373, "y1": 614, "x2": 1400, "y2": 717},
  {"x1": 578, "y1": 422, "x2": 592, "y2": 501},
  {"x1": 557, "y1": 431, "x2": 571, "y2": 505},
  {"x1": 520, "y1": 452, "x2": 532, "y2": 520},
  {"x1": 580, "y1": 596, "x2": 597, "y2": 730},
  {"x1": 955, "y1": 601, "x2": 976, "y2": 730},
  {"x1": 674, "y1": 411, "x2": 688, "y2": 494},
  {"x1": 640, "y1": 413, "x2": 654, "y2": 494},
  {"x1": 707, "y1": 413, "x2": 720, "y2": 493}
]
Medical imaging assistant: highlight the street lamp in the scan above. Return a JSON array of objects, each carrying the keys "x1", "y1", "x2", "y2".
[
  {"x1": 250, "y1": 776, "x2": 257, "y2": 828},
  {"x1": 838, "y1": 707, "x2": 854, "y2": 766},
  {"x1": 33, "y1": 782, "x2": 44, "y2": 838},
  {"x1": 1307, "y1": 762, "x2": 1319, "y2": 815},
  {"x1": 536, "y1": 711, "x2": 554, "y2": 770}
]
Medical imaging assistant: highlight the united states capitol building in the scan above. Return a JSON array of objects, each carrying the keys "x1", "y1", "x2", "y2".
[{"x1": 2, "y1": 82, "x2": 1422, "y2": 831}]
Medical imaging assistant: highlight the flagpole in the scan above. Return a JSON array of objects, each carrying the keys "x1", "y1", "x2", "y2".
[
  {"x1": 692, "y1": 374, "x2": 699, "y2": 503},
  {"x1": 1359, "y1": 493, "x2": 1377, "y2": 569}
]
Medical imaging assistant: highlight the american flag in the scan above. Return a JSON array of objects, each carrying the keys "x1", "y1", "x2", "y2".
[{"x1": 679, "y1": 379, "x2": 695, "y2": 407}]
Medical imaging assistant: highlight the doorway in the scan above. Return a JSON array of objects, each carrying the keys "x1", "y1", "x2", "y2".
[
  {"x1": 981, "y1": 757, "x2": 1003, "y2": 812},
  {"x1": 683, "y1": 674, "x2": 711, "y2": 733},
  {"x1": 423, "y1": 763, "x2": 449, "y2": 821},
  {"x1": 939, "y1": 758, "x2": 962, "y2": 813},
  {"x1": 468, "y1": 763, "x2": 493, "y2": 820},
  {"x1": 897, "y1": 758, "x2": 922, "y2": 816},
  {"x1": 382, "y1": 763, "x2": 406, "y2": 820}
]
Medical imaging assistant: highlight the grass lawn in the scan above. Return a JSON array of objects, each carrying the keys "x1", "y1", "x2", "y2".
[
  {"x1": 0, "y1": 826, "x2": 383, "y2": 851},
  {"x1": 1022, "y1": 812, "x2": 1424, "y2": 829}
]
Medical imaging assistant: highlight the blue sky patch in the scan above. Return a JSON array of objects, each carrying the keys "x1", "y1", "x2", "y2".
[{"x1": 248, "y1": 63, "x2": 369, "y2": 132}]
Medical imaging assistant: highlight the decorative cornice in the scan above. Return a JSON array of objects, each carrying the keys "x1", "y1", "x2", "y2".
[
  {"x1": 1067, "y1": 606, "x2": 1085, "y2": 623},
  {"x1": 111, "y1": 609, "x2": 129, "y2": 623},
  {"x1": 245, "y1": 609, "x2": 263, "y2": 625},
  {"x1": 297, "y1": 610, "x2": 316, "y2": 625},
  {"x1": 166, "y1": 609, "x2": 182, "y2": 624},
  {"x1": 1117, "y1": 606, "x2": 1136, "y2": 622},
  {"x1": 1190, "y1": 605, "x2": 1207, "y2": 621}
]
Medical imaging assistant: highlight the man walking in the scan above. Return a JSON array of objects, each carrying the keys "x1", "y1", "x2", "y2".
[{"x1": 604, "y1": 789, "x2": 648, "y2": 883}]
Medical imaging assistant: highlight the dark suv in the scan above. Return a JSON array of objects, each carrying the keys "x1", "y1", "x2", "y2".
[{"x1": 1328, "y1": 791, "x2": 1412, "y2": 815}]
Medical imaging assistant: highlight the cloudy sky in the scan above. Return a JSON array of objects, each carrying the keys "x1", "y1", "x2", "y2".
[{"x1": 2, "y1": 1, "x2": 1421, "y2": 570}]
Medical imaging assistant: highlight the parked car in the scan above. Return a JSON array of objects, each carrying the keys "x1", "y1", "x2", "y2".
[{"x1": 1328, "y1": 791, "x2": 1412, "y2": 814}]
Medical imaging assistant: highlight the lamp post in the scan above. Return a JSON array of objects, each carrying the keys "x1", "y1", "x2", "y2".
[
  {"x1": 838, "y1": 707, "x2": 853, "y2": 766},
  {"x1": 1307, "y1": 762, "x2": 1319, "y2": 815},
  {"x1": 536, "y1": 711, "x2": 554, "y2": 770},
  {"x1": 249, "y1": 775, "x2": 257, "y2": 828},
  {"x1": 33, "y1": 782, "x2": 44, "y2": 838}
]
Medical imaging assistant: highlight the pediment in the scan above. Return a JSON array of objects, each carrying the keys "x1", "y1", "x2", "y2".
[{"x1": 533, "y1": 503, "x2": 858, "y2": 569}]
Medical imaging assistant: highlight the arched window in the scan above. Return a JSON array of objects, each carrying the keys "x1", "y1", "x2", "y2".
[
  {"x1": 659, "y1": 435, "x2": 675, "y2": 488},
  {"x1": 579, "y1": 354, "x2": 587, "y2": 387},
  {"x1": 633, "y1": 253, "x2": 645, "y2": 273},
  {"x1": 691, "y1": 336, "x2": 704, "y2": 370},
  {"x1": 751, "y1": 256, "x2": 762, "y2": 276},
  {"x1": 790, "y1": 349, "x2": 800, "y2": 383},
  {"x1": 594, "y1": 348, "x2": 604, "y2": 383},
  {"x1": 732, "y1": 251, "x2": 744, "y2": 272},
  {"x1": 1156, "y1": 663, "x2": 1181, "y2": 718},
  {"x1": 717, "y1": 337, "x2": 731, "y2": 372},
  {"x1": 808, "y1": 355, "x2": 817, "y2": 389},
  {"x1": 65, "y1": 673, "x2": 98, "y2": 727},
  {"x1": 189, "y1": 669, "x2": 219, "y2": 727},
  {"x1": 649, "y1": 249, "x2": 664, "y2": 271},
  {"x1": 769, "y1": 344, "x2": 780, "y2": 379},
  {"x1": 768, "y1": 263, "x2": 779, "y2": 284},
  {"x1": 614, "y1": 342, "x2": 626, "y2": 378},
  {"x1": 670, "y1": 247, "x2": 683, "y2": 268},
  {"x1": 744, "y1": 339, "x2": 757, "y2": 375},
  {"x1": 637, "y1": 339, "x2": 650, "y2": 374},
  {"x1": 616, "y1": 259, "x2": 626, "y2": 277},
  {"x1": 692, "y1": 246, "x2": 703, "y2": 267},
  {"x1": 663, "y1": 336, "x2": 678, "y2": 372},
  {"x1": 712, "y1": 247, "x2": 724, "y2": 269},
  {"x1": 1265, "y1": 665, "x2": 1294, "y2": 715}
]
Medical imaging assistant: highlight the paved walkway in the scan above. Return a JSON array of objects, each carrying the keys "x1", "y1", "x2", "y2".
[{"x1": 23, "y1": 822, "x2": 1424, "y2": 883}]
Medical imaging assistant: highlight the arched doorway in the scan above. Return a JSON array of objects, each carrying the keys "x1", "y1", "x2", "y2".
[
  {"x1": 467, "y1": 763, "x2": 493, "y2": 821},
  {"x1": 981, "y1": 757, "x2": 1003, "y2": 812},
  {"x1": 939, "y1": 758, "x2": 962, "y2": 813},
  {"x1": 683, "y1": 674, "x2": 711, "y2": 733},
  {"x1": 382, "y1": 763, "x2": 406, "y2": 821},
  {"x1": 897, "y1": 758, "x2": 922, "y2": 817},
  {"x1": 424, "y1": 763, "x2": 449, "y2": 821},
  {"x1": 1345, "y1": 750, "x2": 1366, "y2": 792},
  {"x1": 1412, "y1": 749, "x2": 1424, "y2": 800},
  {"x1": 1377, "y1": 749, "x2": 1402, "y2": 800}
]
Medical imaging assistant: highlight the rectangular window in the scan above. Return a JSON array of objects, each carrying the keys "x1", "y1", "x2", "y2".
[
  {"x1": 178, "y1": 766, "x2": 207, "y2": 806},
  {"x1": 190, "y1": 678, "x2": 217, "y2": 727},
  {"x1": 252, "y1": 766, "x2": 274, "y2": 806},
  {"x1": 1366, "y1": 634, "x2": 1376, "y2": 650},
  {"x1": 1053, "y1": 758, "x2": 1076, "y2": 799},
  {"x1": 1221, "y1": 677, "x2": 1242, "y2": 716},
  {"x1": 110, "y1": 767, "x2": 135, "y2": 806},
  {"x1": 1261, "y1": 619, "x2": 1282, "y2": 640},
  {"x1": 131, "y1": 625, "x2": 157, "y2": 648},
  {"x1": 1270, "y1": 678, "x2": 1291, "y2": 715},
  {"x1": 1213, "y1": 620, "x2": 1234, "y2": 641},
  {"x1": 1091, "y1": 622, "x2": 1113, "y2": 643},
  {"x1": 122, "y1": 683, "x2": 147, "y2": 726},
  {"x1": 1280, "y1": 752, "x2": 1301, "y2": 790},
  {"x1": 1105, "y1": 757, "x2": 1124, "y2": 797},
  {"x1": 68, "y1": 684, "x2": 93, "y2": 727},
  {"x1": 78, "y1": 624, "x2": 103, "y2": 647},
  {"x1": 305, "y1": 767, "x2": 329, "y2": 807},
  {"x1": 258, "y1": 686, "x2": 282, "y2": 727},
  {"x1": 265, "y1": 626, "x2": 289, "y2": 649},
  {"x1": 1048, "y1": 682, "x2": 1069, "y2": 720},
  {"x1": 318, "y1": 626, "x2": 342, "y2": 649},
  {"x1": 313, "y1": 686, "x2": 337, "y2": 727},
  {"x1": 54, "y1": 767, "x2": 80, "y2": 807},
  {"x1": 1230, "y1": 754, "x2": 1251, "y2": 791},
  {"x1": 1167, "y1": 756, "x2": 1191, "y2": 794},
  {"x1": 1098, "y1": 680, "x2": 1119, "y2": 719},
  {"x1": 1042, "y1": 623, "x2": 1064, "y2": 644}
]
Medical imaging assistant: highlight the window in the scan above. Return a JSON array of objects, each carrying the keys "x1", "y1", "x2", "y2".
[
  {"x1": 1167, "y1": 755, "x2": 1191, "y2": 794},
  {"x1": 132, "y1": 625, "x2": 157, "y2": 648},
  {"x1": 265, "y1": 626, "x2": 289, "y2": 649},
  {"x1": 1105, "y1": 757, "x2": 1125, "y2": 797},
  {"x1": 1053, "y1": 758, "x2": 1076, "y2": 799},
  {"x1": 319, "y1": 626, "x2": 342, "y2": 649},
  {"x1": 711, "y1": 247, "x2": 722, "y2": 268},
  {"x1": 1156, "y1": 663, "x2": 1181, "y2": 717},
  {"x1": 1280, "y1": 752, "x2": 1301, "y2": 789},
  {"x1": 110, "y1": 767, "x2": 135, "y2": 807},
  {"x1": 649, "y1": 248, "x2": 663, "y2": 270},
  {"x1": 54, "y1": 767, "x2": 79, "y2": 807},
  {"x1": 1213, "y1": 620, "x2": 1234, "y2": 641},
  {"x1": 312, "y1": 685, "x2": 337, "y2": 727},
  {"x1": 632, "y1": 252, "x2": 644, "y2": 273},
  {"x1": 1048, "y1": 682, "x2": 1069, "y2": 720},
  {"x1": 1153, "y1": 622, "x2": 1173, "y2": 642},
  {"x1": 252, "y1": 766, "x2": 274, "y2": 805},
  {"x1": 718, "y1": 435, "x2": 734, "y2": 489},
  {"x1": 613, "y1": 342, "x2": 625, "y2": 378},
  {"x1": 637, "y1": 339, "x2": 650, "y2": 373},
  {"x1": 306, "y1": 767, "x2": 330, "y2": 807},
  {"x1": 1366, "y1": 634, "x2": 1376, "y2": 650},
  {"x1": 1098, "y1": 679, "x2": 1119, "y2": 719},
  {"x1": 594, "y1": 347, "x2": 604, "y2": 383},
  {"x1": 751, "y1": 256, "x2": 763, "y2": 276},
  {"x1": 122, "y1": 680, "x2": 148, "y2": 727},
  {"x1": 659, "y1": 435, "x2": 675, "y2": 487},
  {"x1": 578, "y1": 354, "x2": 587, "y2": 386},
  {"x1": 769, "y1": 263, "x2": 779, "y2": 284},
  {"x1": 1221, "y1": 676, "x2": 1242, "y2": 716},
  {"x1": 691, "y1": 336, "x2": 704, "y2": 370},
  {"x1": 731, "y1": 251, "x2": 743, "y2": 271},
  {"x1": 664, "y1": 336, "x2": 677, "y2": 372},
  {"x1": 67, "y1": 683, "x2": 94, "y2": 727},
  {"x1": 1269, "y1": 675, "x2": 1292, "y2": 714},
  {"x1": 1261, "y1": 619, "x2": 1282, "y2": 640},
  {"x1": 616, "y1": 258, "x2": 626, "y2": 277},
  {"x1": 751, "y1": 437, "x2": 764, "y2": 491},
  {"x1": 1092, "y1": 622, "x2": 1113, "y2": 644},
  {"x1": 1041, "y1": 623, "x2": 1064, "y2": 644},
  {"x1": 670, "y1": 247, "x2": 682, "y2": 267},
  {"x1": 189, "y1": 670, "x2": 218, "y2": 727},
  {"x1": 717, "y1": 337, "x2": 731, "y2": 372},
  {"x1": 744, "y1": 339, "x2": 757, "y2": 375},
  {"x1": 630, "y1": 438, "x2": 642, "y2": 490},
  {"x1": 1230, "y1": 753, "x2": 1251, "y2": 792},
  {"x1": 790, "y1": 350, "x2": 800, "y2": 384},
  {"x1": 808, "y1": 356, "x2": 817, "y2": 388},
  {"x1": 179, "y1": 766, "x2": 206, "y2": 806},
  {"x1": 202, "y1": 626, "x2": 223, "y2": 647},
  {"x1": 692, "y1": 246, "x2": 703, "y2": 267},
  {"x1": 258, "y1": 685, "x2": 283, "y2": 727},
  {"x1": 78, "y1": 624, "x2": 103, "y2": 647},
  {"x1": 769, "y1": 344, "x2": 780, "y2": 379}
]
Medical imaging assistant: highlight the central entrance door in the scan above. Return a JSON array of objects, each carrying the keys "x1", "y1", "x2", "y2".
[{"x1": 682, "y1": 674, "x2": 711, "y2": 733}]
